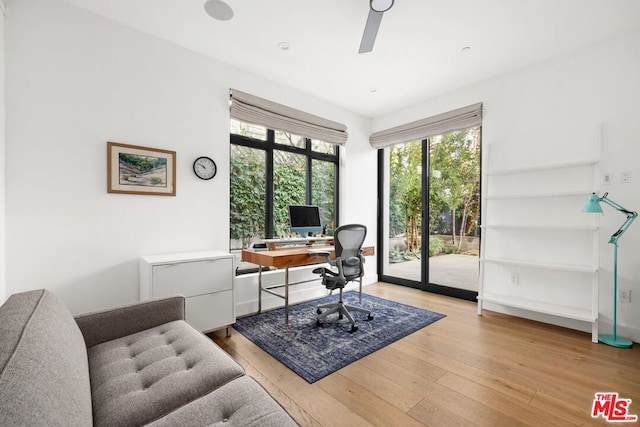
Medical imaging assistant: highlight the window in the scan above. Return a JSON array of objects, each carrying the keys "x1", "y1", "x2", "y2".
[{"x1": 230, "y1": 119, "x2": 339, "y2": 272}]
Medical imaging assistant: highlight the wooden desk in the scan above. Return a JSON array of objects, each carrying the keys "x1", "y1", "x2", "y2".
[{"x1": 242, "y1": 245, "x2": 374, "y2": 326}]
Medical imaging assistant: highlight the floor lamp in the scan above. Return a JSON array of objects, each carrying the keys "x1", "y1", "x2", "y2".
[{"x1": 582, "y1": 192, "x2": 637, "y2": 348}]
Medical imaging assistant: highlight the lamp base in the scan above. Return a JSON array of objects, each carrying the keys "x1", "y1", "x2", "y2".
[{"x1": 599, "y1": 334, "x2": 633, "y2": 348}]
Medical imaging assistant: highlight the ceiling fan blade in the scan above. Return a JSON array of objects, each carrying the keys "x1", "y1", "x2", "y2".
[{"x1": 359, "y1": 9, "x2": 384, "y2": 54}]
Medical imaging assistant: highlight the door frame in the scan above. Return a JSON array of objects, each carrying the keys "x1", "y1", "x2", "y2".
[{"x1": 376, "y1": 137, "x2": 480, "y2": 302}]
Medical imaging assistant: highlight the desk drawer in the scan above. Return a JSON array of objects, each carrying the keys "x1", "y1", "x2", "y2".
[{"x1": 152, "y1": 257, "x2": 232, "y2": 297}]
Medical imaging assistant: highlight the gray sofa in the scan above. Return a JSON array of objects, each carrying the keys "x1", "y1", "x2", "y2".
[{"x1": 0, "y1": 289, "x2": 298, "y2": 426}]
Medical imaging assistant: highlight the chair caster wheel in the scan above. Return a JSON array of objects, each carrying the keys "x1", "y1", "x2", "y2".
[
  {"x1": 349, "y1": 325, "x2": 358, "y2": 333},
  {"x1": 367, "y1": 314, "x2": 374, "y2": 321},
  {"x1": 338, "y1": 313, "x2": 344, "y2": 320},
  {"x1": 316, "y1": 308, "x2": 322, "y2": 315},
  {"x1": 316, "y1": 320, "x2": 322, "y2": 327}
]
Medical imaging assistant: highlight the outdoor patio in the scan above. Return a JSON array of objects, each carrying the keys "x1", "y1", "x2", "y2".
[{"x1": 386, "y1": 253, "x2": 479, "y2": 292}]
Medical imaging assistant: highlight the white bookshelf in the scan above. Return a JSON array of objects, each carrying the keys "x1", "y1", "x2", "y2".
[
  {"x1": 478, "y1": 146, "x2": 600, "y2": 342},
  {"x1": 485, "y1": 190, "x2": 594, "y2": 200},
  {"x1": 479, "y1": 257, "x2": 597, "y2": 273},
  {"x1": 487, "y1": 159, "x2": 599, "y2": 176},
  {"x1": 482, "y1": 225, "x2": 598, "y2": 231},
  {"x1": 478, "y1": 293, "x2": 597, "y2": 323}
]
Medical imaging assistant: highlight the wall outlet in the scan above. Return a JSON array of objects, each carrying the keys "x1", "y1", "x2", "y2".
[
  {"x1": 602, "y1": 173, "x2": 613, "y2": 185},
  {"x1": 510, "y1": 273, "x2": 519, "y2": 286},
  {"x1": 618, "y1": 289, "x2": 631, "y2": 303},
  {"x1": 621, "y1": 171, "x2": 632, "y2": 184}
]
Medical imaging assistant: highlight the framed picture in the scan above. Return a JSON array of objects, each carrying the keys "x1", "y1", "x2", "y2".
[{"x1": 107, "y1": 141, "x2": 176, "y2": 196}]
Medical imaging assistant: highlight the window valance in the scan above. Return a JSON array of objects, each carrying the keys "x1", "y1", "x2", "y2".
[
  {"x1": 229, "y1": 89, "x2": 348, "y2": 145},
  {"x1": 370, "y1": 103, "x2": 482, "y2": 149}
]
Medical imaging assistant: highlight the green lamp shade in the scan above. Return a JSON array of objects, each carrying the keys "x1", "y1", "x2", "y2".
[{"x1": 582, "y1": 193, "x2": 604, "y2": 213}]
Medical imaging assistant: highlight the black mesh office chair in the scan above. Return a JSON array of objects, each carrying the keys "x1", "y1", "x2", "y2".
[{"x1": 312, "y1": 224, "x2": 373, "y2": 332}]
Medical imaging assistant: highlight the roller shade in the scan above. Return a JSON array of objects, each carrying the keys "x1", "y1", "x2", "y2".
[
  {"x1": 229, "y1": 89, "x2": 348, "y2": 145},
  {"x1": 370, "y1": 103, "x2": 482, "y2": 148}
]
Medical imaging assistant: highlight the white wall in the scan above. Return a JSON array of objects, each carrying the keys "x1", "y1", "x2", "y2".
[
  {"x1": 5, "y1": 0, "x2": 375, "y2": 314},
  {"x1": 8, "y1": 0, "x2": 638, "y2": 344},
  {"x1": 373, "y1": 30, "x2": 640, "y2": 341},
  {"x1": 0, "y1": 0, "x2": 5, "y2": 303}
]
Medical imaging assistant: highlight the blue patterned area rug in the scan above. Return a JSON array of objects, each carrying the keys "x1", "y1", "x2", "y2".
[{"x1": 233, "y1": 291, "x2": 446, "y2": 383}]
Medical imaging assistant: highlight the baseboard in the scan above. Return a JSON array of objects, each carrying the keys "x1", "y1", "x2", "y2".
[
  {"x1": 235, "y1": 285, "x2": 324, "y2": 317},
  {"x1": 481, "y1": 302, "x2": 639, "y2": 344}
]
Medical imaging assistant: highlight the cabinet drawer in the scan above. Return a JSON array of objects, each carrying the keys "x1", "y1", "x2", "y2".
[
  {"x1": 152, "y1": 257, "x2": 232, "y2": 298},
  {"x1": 185, "y1": 291, "x2": 234, "y2": 332}
]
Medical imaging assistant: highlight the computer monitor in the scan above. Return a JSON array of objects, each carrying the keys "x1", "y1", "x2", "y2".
[{"x1": 288, "y1": 205, "x2": 322, "y2": 237}]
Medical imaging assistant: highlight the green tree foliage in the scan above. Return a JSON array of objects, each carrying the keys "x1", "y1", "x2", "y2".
[
  {"x1": 389, "y1": 141, "x2": 422, "y2": 252},
  {"x1": 230, "y1": 122, "x2": 337, "y2": 247},
  {"x1": 230, "y1": 146, "x2": 266, "y2": 249},
  {"x1": 273, "y1": 153, "x2": 305, "y2": 237},
  {"x1": 429, "y1": 129, "x2": 480, "y2": 248},
  {"x1": 312, "y1": 160, "x2": 336, "y2": 235},
  {"x1": 389, "y1": 128, "x2": 480, "y2": 258}
]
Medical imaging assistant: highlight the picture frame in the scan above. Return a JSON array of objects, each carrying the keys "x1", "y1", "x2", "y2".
[{"x1": 107, "y1": 141, "x2": 176, "y2": 196}]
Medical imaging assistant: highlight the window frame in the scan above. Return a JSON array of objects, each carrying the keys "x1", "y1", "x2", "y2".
[{"x1": 230, "y1": 122, "x2": 340, "y2": 247}]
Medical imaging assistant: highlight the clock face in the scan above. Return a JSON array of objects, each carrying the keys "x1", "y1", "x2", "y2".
[{"x1": 193, "y1": 156, "x2": 217, "y2": 180}]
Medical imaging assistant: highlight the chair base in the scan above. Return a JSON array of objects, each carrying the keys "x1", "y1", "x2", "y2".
[{"x1": 316, "y1": 302, "x2": 373, "y2": 332}]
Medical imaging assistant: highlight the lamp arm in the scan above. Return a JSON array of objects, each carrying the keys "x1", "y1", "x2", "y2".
[
  {"x1": 608, "y1": 213, "x2": 638, "y2": 244},
  {"x1": 599, "y1": 195, "x2": 638, "y2": 244},
  {"x1": 599, "y1": 195, "x2": 636, "y2": 216}
]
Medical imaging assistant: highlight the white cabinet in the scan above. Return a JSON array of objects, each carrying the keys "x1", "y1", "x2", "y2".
[
  {"x1": 140, "y1": 251, "x2": 235, "y2": 333},
  {"x1": 478, "y1": 153, "x2": 600, "y2": 342}
]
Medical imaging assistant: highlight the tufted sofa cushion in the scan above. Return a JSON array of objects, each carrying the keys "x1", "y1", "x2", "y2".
[
  {"x1": 88, "y1": 319, "x2": 245, "y2": 426},
  {"x1": 146, "y1": 375, "x2": 299, "y2": 427}
]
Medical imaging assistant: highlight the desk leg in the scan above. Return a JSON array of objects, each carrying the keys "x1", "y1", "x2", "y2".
[
  {"x1": 258, "y1": 265, "x2": 263, "y2": 313},
  {"x1": 284, "y1": 267, "x2": 290, "y2": 327}
]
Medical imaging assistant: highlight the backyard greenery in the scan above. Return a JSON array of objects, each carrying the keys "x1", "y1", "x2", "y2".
[
  {"x1": 389, "y1": 128, "x2": 480, "y2": 260},
  {"x1": 230, "y1": 146, "x2": 266, "y2": 249},
  {"x1": 230, "y1": 121, "x2": 479, "y2": 257},
  {"x1": 230, "y1": 122, "x2": 336, "y2": 250}
]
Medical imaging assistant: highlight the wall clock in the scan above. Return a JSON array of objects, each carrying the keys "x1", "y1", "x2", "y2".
[{"x1": 193, "y1": 156, "x2": 217, "y2": 180}]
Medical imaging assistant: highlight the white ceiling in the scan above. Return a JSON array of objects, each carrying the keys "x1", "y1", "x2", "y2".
[{"x1": 63, "y1": 0, "x2": 640, "y2": 118}]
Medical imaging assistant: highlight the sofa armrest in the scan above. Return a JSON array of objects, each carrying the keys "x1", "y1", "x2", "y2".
[{"x1": 74, "y1": 295, "x2": 186, "y2": 348}]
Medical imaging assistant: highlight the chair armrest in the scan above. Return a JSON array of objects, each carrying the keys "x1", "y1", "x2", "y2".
[
  {"x1": 310, "y1": 250, "x2": 331, "y2": 257},
  {"x1": 74, "y1": 295, "x2": 186, "y2": 348}
]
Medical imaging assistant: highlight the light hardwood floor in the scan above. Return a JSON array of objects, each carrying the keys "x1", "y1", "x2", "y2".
[{"x1": 210, "y1": 282, "x2": 640, "y2": 426}]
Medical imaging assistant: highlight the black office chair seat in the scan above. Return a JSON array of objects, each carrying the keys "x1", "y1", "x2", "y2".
[{"x1": 313, "y1": 224, "x2": 373, "y2": 332}]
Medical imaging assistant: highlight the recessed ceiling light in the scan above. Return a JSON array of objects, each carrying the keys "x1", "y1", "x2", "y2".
[
  {"x1": 277, "y1": 42, "x2": 291, "y2": 51},
  {"x1": 461, "y1": 46, "x2": 471, "y2": 53},
  {"x1": 204, "y1": 0, "x2": 234, "y2": 21}
]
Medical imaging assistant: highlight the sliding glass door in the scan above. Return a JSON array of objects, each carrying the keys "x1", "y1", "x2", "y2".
[
  {"x1": 382, "y1": 139, "x2": 425, "y2": 284},
  {"x1": 378, "y1": 128, "x2": 481, "y2": 300}
]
